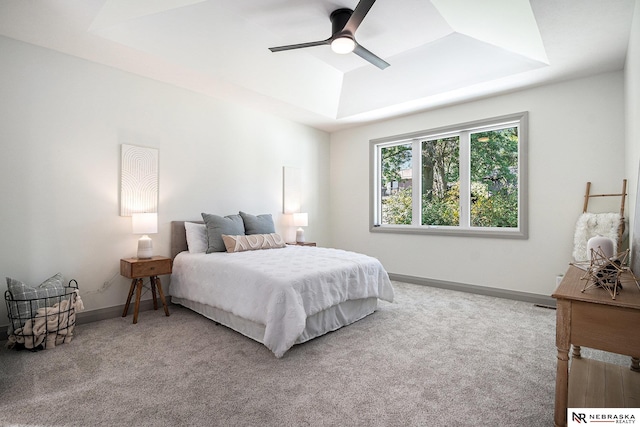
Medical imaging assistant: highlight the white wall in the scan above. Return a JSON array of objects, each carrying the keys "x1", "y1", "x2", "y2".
[
  {"x1": 0, "y1": 36, "x2": 330, "y2": 324},
  {"x1": 329, "y1": 72, "x2": 626, "y2": 296},
  {"x1": 626, "y1": 0, "x2": 640, "y2": 274},
  {"x1": 2, "y1": 12, "x2": 636, "y2": 326}
]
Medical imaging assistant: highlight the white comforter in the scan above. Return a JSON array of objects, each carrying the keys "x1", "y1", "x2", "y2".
[{"x1": 170, "y1": 245, "x2": 394, "y2": 357}]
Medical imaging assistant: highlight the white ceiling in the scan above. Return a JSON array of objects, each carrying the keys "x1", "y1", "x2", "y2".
[{"x1": 0, "y1": 0, "x2": 635, "y2": 132}]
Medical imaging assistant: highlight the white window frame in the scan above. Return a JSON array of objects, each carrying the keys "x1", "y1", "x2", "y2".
[{"x1": 370, "y1": 112, "x2": 528, "y2": 239}]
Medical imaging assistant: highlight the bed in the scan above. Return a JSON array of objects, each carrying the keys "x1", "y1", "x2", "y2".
[{"x1": 169, "y1": 221, "x2": 394, "y2": 358}]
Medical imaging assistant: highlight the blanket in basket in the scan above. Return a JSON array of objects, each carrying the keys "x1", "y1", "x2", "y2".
[{"x1": 6, "y1": 290, "x2": 84, "y2": 350}]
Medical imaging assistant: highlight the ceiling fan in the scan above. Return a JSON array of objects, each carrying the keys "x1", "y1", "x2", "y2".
[{"x1": 268, "y1": 0, "x2": 390, "y2": 70}]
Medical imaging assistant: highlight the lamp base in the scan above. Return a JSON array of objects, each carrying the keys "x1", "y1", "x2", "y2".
[
  {"x1": 137, "y1": 235, "x2": 153, "y2": 259},
  {"x1": 296, "y1": 227, "x2": 305, "y2": 243}
]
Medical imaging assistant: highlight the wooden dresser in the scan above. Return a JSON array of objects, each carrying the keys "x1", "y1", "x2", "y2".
[{"x1": 552, "y1": 265, "x2": 640, "y2": 426}]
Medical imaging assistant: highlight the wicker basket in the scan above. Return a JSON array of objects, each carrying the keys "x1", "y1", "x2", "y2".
[{"x1": 5, "y1": 280, "x2": 80, "y2": 350}]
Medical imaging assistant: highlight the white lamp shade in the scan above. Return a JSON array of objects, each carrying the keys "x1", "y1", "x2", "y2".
[
  {"x1": 293, "y1": 212, "x2": 308, "y2": 227},
  {"x1": 132, "y1": 213, "x2": 158, "y2": 234}
]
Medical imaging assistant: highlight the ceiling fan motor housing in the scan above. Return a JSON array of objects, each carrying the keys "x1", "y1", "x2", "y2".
[{"x1": 330, "y1": 8, "x2": 353, "y2": 37}]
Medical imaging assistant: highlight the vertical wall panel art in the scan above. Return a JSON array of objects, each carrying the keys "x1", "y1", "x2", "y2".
[{"x1": 120, "y1": 144, "x2": 158, "y2": 216}]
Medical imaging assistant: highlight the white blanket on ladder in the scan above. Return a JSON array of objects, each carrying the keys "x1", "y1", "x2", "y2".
[{"x1": 572, "y1": 212, "x2": 621, "y2": 262}]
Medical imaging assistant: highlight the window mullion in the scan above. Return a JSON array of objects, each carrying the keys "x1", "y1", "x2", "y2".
[
  {"x1": 411, "y1": 139, "x2": 421, "y2": 226},
  {"x1": 459, "y1": 131, "x2": 470, "y2": 228},
  {"x1": 374, "y1": 145, "x2": 383, "y2": 225}
]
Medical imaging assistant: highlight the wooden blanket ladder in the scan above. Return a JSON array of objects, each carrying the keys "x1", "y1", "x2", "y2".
[{"x1": 582, "y1": 179, "x2": 627, "y2": 248}]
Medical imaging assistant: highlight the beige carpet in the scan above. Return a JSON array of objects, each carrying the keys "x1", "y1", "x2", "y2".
[{"x1": 0, "y1": 281, "x2": 627, "y2": 426}]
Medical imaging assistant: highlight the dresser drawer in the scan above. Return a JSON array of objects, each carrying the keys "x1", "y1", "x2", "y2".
[{"x1": 120, "y1": 257, "x2": 172, "y2": 278}]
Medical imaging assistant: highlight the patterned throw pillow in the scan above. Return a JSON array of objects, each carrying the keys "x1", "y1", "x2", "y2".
[
  {"x1": 6, "y1": 273, "x2": 67, "y2": 332},
  {"x1": 221, "y1": 233, "x2": 286, "y2": 253}
]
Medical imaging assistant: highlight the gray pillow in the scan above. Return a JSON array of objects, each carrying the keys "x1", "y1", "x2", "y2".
[
  {"x1": 239, "y1": 211, "x2": 275, "y2": 235},
  {"x1": 201, "y1": 213, "x2": 245, "y2": 253},
  {"x1": 6, "y1": 273, "x2": 67, "y2": 333}
]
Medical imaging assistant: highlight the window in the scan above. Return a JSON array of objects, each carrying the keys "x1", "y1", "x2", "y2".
[{"x1": 371, "y1": 112, "x2": 528, "y2": 238}]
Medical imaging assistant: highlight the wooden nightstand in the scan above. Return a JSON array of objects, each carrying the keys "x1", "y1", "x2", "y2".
[
  {"x1": 287, "y1": 242, "x2": 317, "y2": 247},
  {"x1": 120, "y1": 256, "x2": 172, "y2": 324}
]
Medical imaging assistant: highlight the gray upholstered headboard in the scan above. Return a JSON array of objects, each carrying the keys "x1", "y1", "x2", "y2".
[{"x1": 171, "y1": 220, "x2": 204, "y2": 259}]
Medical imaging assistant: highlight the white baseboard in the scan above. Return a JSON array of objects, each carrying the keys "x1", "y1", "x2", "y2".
[
  {"x1": 387, "y1": 273, "x2": 557, "y2": 308},
  {"x1": 1, "y1": 297, "x2": 173, "y2": 342}
]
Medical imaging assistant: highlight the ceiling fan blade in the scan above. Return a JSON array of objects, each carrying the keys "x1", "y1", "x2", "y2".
[
  {"x1": 343, "y1": 0, "x2": 377, "y2": 34},
  {"x1": 353, "y1": 44, "x2": 390, "y2": 70},
  {"x1": 269, "y1": 39, "x2": 330, "y2": 52}
]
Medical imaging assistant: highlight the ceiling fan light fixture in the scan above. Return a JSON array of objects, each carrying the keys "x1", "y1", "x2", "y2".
[
  {"x1": 331, "y1": 37, "x2": 356, "y2": 54},
  {"x1": 269, "y1": 1, "x2": 389, "y2": 69}
]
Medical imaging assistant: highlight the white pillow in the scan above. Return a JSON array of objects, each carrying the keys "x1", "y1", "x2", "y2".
[{"x1": 185, "y1": 222, "x2": 208, "y2": 253}]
